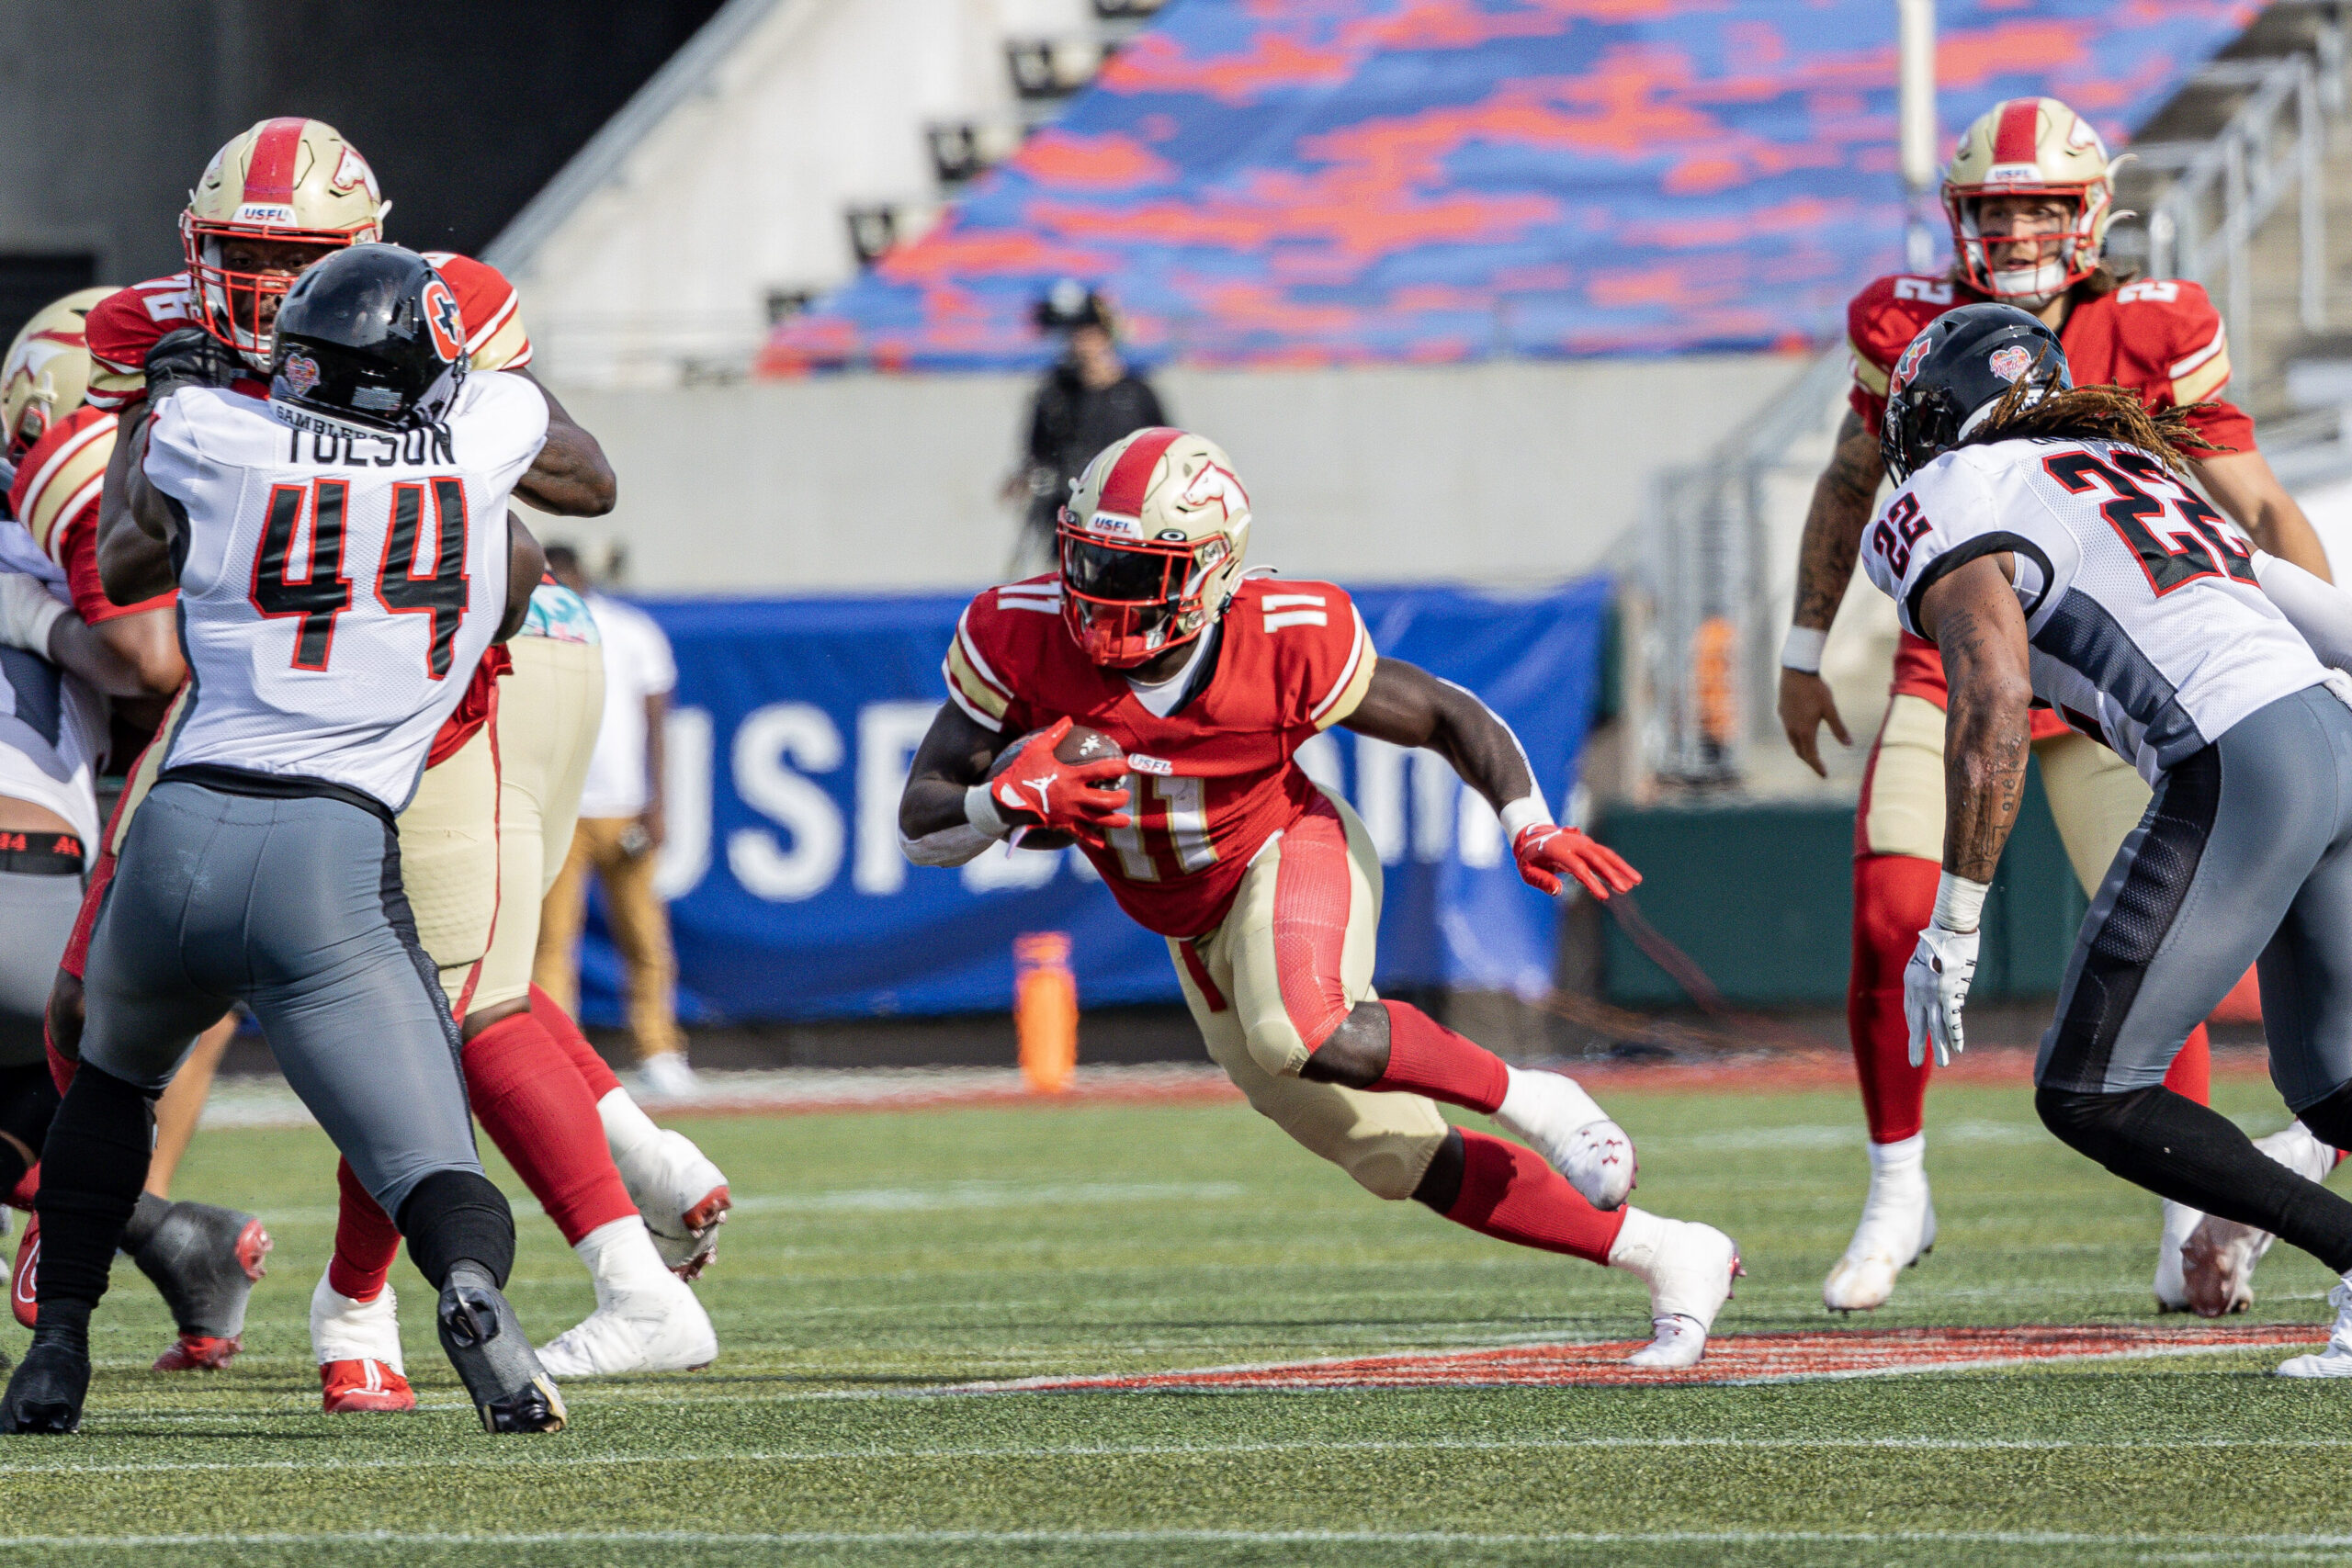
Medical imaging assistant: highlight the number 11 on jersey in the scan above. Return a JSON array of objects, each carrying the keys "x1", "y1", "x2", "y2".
[{"x1": 1104, "y1": 773, "x2": 1216, "y2": 880}]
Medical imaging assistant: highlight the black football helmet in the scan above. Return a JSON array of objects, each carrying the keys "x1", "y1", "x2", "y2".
[
  {"x1": 267, "y1": 243, "x2": 467, "y2": 435},
  {"x1": 1880, "y1": 302, "x2": 2071, "y2": 482}
]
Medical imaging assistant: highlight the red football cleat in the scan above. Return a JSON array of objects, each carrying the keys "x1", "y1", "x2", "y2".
[
  {"x1": 153, "y1": 1334, "x2": 242, "y2": 1371},
  {"x1": 320, "y1": 1358, "x2": 416, "y2": 1414},
  {"x1": 11, "y1": 1215, "x2": 37, "y2": 1330}
]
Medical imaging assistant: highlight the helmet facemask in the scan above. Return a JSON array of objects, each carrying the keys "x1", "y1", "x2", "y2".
[
  {"x1": 183, "y1": 217, "x2": 356, "y2": 370},
  {"x1": 1057, "y1": 517, "x2": 1232, "y2": 670},
  {"x1": 1946, "y1": 188, "x2": 2105, "y2": 308}
]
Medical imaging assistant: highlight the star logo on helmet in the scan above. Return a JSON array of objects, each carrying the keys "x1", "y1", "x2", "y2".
[
  {"x1": 1988, "y1": 344, "x2": 2034, "y2": 384},
  {"x1": 420, "y1": 279, "x2": 465, "y2": 364}
]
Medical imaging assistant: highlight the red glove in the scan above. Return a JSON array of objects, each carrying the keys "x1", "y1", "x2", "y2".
[
  {"x1": 985, "y1": 716, "x2": 1132, "y2": 840},
  {"x1": 1513, "y1": 822, "x2": 1641, "y2": 900}
]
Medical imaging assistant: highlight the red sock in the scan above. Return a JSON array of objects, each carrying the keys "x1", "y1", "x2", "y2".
[
  {"x1": 1368, "y1": 1001, "x2": 1509, "y2": 1114},
  {"x1": 464, "y1": 1010, "x2": 637, "y2": 1247},
  {"x1": 1444, "y1": 1130, "x2": 1625, "y2": 1264},
  {"x1": 1850, "y1": 853, "x2": 1940, "y2": 1144},
  {"x1": 2165, "y1": 1024, "x2": 2212, "y2": 1104},
  {"x1": 530, "y1": 984, "x2": 622, "y2": 1100},
  {"x1": 328, "y1": 1156, "x2": 400, "y2": 1303}
]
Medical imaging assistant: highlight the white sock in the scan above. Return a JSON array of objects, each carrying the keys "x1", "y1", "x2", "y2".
[
  {"x1": 1868, "y1": 1132, "x2": 1926, "y2": 1184},
  {"x1": 597, "y1": 1088, "x2": 664, "y2": 1180},
  {"x1": 574, "y1": 1215, "x2": 675, "y2": 1303},
  {"x1": 1497, "y1": 1066, "x2": 1606, "y2": 1129},
  {"x1": 1605, "y1": 1205, "x2": 1666, "y2": 1274}
]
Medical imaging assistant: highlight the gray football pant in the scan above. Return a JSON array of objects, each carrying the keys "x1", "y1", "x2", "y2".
[
  {"x1": 0, "y1": 868, "x2": 80, "y2": 1068},
  {"x1": 2037, "y1": 682, "x2": 2352, "y2": 1109},
  {"x1": 79, "y1": 780, "x2": 481, "y2": 1217}
]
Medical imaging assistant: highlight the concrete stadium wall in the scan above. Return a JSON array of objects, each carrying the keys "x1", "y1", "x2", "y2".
[{"x1": 548, "y1": 352, "x2": 1810, "y2": 593}]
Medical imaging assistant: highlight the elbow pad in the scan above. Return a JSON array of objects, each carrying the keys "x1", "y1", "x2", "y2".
[
  {"x1": 900, "y1": 824, "x2": 995, "y2": 868},
  {"x1": 2256, "y1": 552, "x2": 2352, "y2": 672}
]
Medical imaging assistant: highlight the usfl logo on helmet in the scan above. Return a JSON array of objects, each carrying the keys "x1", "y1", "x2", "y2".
[
  {"x1": 282, "y1": 351, "x2": 321, "y2": 394},
  {"x1": 1987, "y1": 344, "x2": 2034, "y2": 383}
]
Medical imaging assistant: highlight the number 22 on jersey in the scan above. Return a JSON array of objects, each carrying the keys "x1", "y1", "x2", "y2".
[
  {"x1": 1102, "y1": 773, "x2": 1216, "y2": 881},
  {"x1": 251, "y1": 475, "x2": 472, "y2": 676}
]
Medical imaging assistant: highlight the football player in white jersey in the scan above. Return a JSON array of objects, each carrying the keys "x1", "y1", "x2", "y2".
[
  {"x1": 1861, "y1": 303, "x2": 2352, "y2": 1376},
  {"x1": 1, "y1": 246, "x2": 564, "y2": 1434}
]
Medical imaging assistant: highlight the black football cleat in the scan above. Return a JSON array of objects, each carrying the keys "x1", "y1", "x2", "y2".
[
  {"x1": 435, "y1": 1263, "x2": 565, "y2": 1434},
  {"x1": 0, "y1": 1337, "x2": 89, "y2": 1434},
  {"x1": 130, "y1": 1199, "x2": 272, "y2": 1371}
]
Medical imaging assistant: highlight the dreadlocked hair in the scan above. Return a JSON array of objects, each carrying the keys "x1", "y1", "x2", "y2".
[{"x1": 1960, "y1": 379, "x2": 2227, "y2": 474}]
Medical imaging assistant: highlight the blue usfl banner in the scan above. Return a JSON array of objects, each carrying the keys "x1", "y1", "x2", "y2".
[{"x1": 573, "y1": 577, "x2": 1611, "y2": 1025}]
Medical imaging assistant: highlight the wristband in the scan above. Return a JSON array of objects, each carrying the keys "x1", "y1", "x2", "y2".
[
  {"x1": 964, "y1": 782, "x2": 1011, "y2": 840},
  {"x1": 1931, "y1": 871, "x2": 1990, "y2": 933},
  {"x1": 1498, "y1": 795, "x2": 1554, "y2": 843},
  {"x1": 25, "y1": 592, "x2": 64, "y2": 653},
  {"x1": 1781, "y1": 626, "x2": 1828, "y2": 674}
]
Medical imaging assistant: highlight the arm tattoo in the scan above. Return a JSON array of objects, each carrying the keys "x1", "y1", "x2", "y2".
[
  {"x1": 1791, "y1": 412, "x2": 1885, "y2": 631},
  {"x1": 1936, "y1": 601, "x2": 2033, "y2": 884}
]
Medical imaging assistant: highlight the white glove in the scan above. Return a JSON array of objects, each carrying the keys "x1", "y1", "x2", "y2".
[
  {"x1": 1903, "y1": 872, "x2": 1989, "y2": 1068},
  {"x1": 0, "y1": 573, "x2": 65, "y2": 657},
  {"x1": 1904, "y1": 924, "x2": 1978, "y2": 1067}
]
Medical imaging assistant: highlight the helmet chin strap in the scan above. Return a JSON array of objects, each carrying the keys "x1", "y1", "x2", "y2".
[{"x1": 1987, "y1": 262, "x2": 2068, "y2": 310}]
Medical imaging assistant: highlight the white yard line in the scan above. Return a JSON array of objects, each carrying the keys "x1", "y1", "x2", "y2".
[{"x1": 15, "y1": 1433, "x2": 2352, "y2": 1480}]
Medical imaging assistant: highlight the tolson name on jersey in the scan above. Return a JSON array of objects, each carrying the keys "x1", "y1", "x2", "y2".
[{"x1": 272, "y1": 402, "x2": 457, "y2": 468}]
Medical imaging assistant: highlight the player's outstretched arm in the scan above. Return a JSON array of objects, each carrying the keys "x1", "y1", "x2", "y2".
[
  {"x1": 1778, "y1": 410, "x2": 1885, "y2": 774},
  {"x1": 510, "y1": 370, "x2": 617, "y2": 517},
  {"x1": 499, "y1": 512, "x2": 546, "y2": 643},
  {"x1": 2194, "y1": 449, "x2": 2332, "y2": 582},
  {"x1": 1340, "y1": 660, "x2": 1637, "y2": 899},
  {"x1": 1904, "y1": 555, "x2": 2034, "y2": 1068}
]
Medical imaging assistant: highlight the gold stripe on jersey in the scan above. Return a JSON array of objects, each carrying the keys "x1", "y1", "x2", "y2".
[
  {"x1": 85, "y1": 362, "x2": 146, "y2": 410},
  {"x1": 19, "y1": 420, "x2": 114, "y2": 559},
  {"x1": 469, "y1": 310, "x2": 532, "y2": 374},
  {"x1": 1312, "y1": 611, "x2": 1377, "y2": 731},
  {"x1": 944, "y1": 637, "x2": 1010, "y2": 728},
  {"x1": 1849, "y1": 340, "x2": 1891, "y2": 397},
  {"x1": 2174, "y1": 346, "x2": 2233, "y2": 407}
]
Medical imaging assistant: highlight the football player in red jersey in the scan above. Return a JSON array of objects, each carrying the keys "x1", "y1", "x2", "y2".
[
  {"x1": 1775, "y1": 96, "x2": 2341, "y2": 1316},
  {"x1": 47, "y1": 118, "x2": 726, "y2": 1405},
  {"x1": 901, "y1": 428, "x2": 1745, "y2": 1368},
  {"x1": 1, "y1": 290, "x2": 277, "y2": 1368}
]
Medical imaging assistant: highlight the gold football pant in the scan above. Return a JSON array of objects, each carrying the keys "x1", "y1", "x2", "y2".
[{"x1": 1169, "y1": 787, "x2": 1449, "y2": 1201}]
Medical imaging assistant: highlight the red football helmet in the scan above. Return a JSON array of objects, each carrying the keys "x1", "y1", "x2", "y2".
[
  {"x1": 1057, "y1": 427, "x2": 1252, "y2": 669},
  {"x1": 181, "y1": 118, "x2": 389, "y2": 367},
  {"x1": 1942, "y1": 97, "x2": 2118, "y2": 308}
]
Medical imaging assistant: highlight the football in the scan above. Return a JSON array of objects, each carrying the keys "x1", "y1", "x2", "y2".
[{"x1": 987, "y1": 724, "x2": 1124, "y2": 850}]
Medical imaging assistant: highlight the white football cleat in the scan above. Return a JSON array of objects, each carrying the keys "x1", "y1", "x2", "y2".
[
  {"x1": 2154, "y1": 1199, "x2": 2201, "y2": 1313},
  {"x1": 2278, "y1": 1280, "x2": 2352, "y2": 1378},
  {"x1": 1493, "y1": 1067, "x2": 1635, "y2": 1211},
  {"x1": 1609, "y1": 1207, "x2": 1741, "y2": 1370},
  {"x1": 1823, "y1": 1134, "x2": 1934, "y2": 1313},
  {"x1": 2181, "y1": 1121, "x2": 2339, "y2": 1317},
  {"x1": 636, "y1": 1051, "x2": 700, "y2": 1102},
  {"x1": 310, "y1": 1269, "x2": 404, "y2": 1372},
  {"x1": 601, "y1": 1091, "x2": 731, "y2": 1279},
  {"x1": 536, "y1": 1217, "x2": 718, "y2": 1379}
]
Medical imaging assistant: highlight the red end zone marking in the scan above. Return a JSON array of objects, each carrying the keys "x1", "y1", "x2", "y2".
[{"x1": 944, "y1": 1325, "x2": 2324, "y2": 1393}]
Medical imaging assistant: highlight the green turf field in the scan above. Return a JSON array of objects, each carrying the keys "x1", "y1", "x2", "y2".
[{"x1": 5, "y1": 1069, "x2": 2351, "y2": 1566}]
